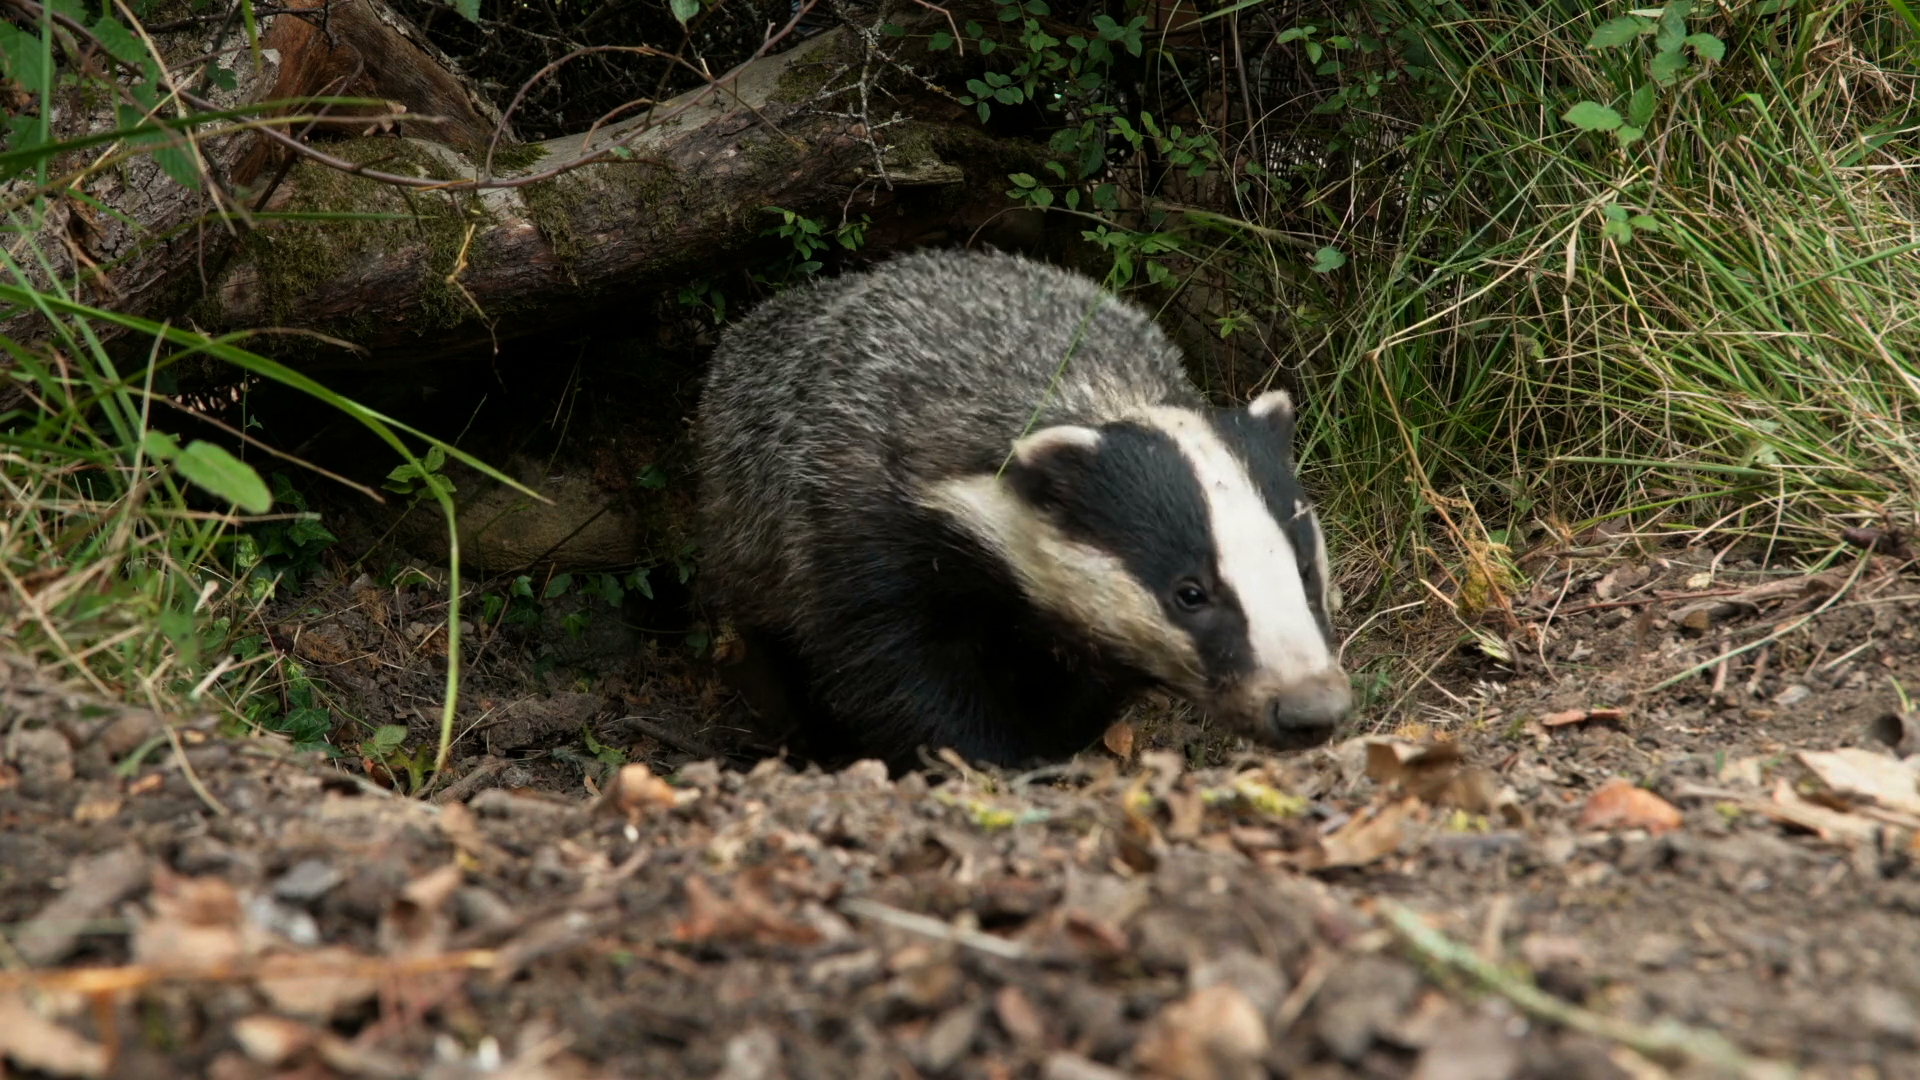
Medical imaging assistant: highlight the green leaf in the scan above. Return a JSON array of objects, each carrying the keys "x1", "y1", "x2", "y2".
[
  {"x1": 1649, "y1": 46, "x2": 1688, "y2": 85},
  {"x1": 1310, "y1": 246, "x2": 1346, "y2": 273},
  {"x1": 1685, "y1": 32, "x2": 1725, "y2": 60},
  {"x1": 1602, "y1": 217, "x2": 1635, "y2": 244},
  {"x1": 1587, "y1": 15, "x2": 1648, "y2": 47},
  {"x1": 1009, "y1": 172, "x2": 1037, "y2": 187},
  {"x1": 89, "y1": 16, "x2": 149, "y2": 68},
  {"x1": 1564, "y1": 101, "x2": 1623, "y2": 131},
  {"x1": 929, "y1": 30, "x2": 954, "y2": 49},
  {"x1": 175, "y1": 441, "x2": 271, "y2": 512},
  {"x1": 451, "y1": 0, "x2": 480, "y2": 19},
  {"x1": 142, "y1": 429, "x2": 182, "y2": 461},
  {"x1": 1627, "y1": 83, "x2": 1656, "y2": 127},
  {"x1": 1629, "y1": 214, "x2": 1661, "y2": 231},
  {"x1": 544, "y1": 572, "x2": 574, "y2": 600},
  {"x1": 1615, "y1": 124, "x2": 1645, "y2": 147},
  {"x1": 154, "y1": 141, "x2": 201, "y2": 190},
  {"x1": 0, "y1": 24, "x2": 49, "y2": 96},
  {"x1": 669, "y1": 0, "x2": 700, "y2": 25},
  {"x1": 368, "y1": 724, "x2": 409, "y2": 755}
]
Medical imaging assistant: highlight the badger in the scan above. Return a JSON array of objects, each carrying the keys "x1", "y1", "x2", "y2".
[{"x1": 695, "y1": 248, "x2": 1350, "y2": 769}]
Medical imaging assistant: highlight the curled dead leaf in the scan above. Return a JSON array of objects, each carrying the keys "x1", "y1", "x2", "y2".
[
  {"x1": 607, "y1": 762, "x2": 679, "y2": 818},
  {"x1": 1102, "y1": 721, "x2": 1136, "y2": 760},
  {"x1": 1576, "y1": 778, "x2": 1682, "y2": 835},
  {"x1": 674, "y1": 875, "x2": 823, "y2": 947}
]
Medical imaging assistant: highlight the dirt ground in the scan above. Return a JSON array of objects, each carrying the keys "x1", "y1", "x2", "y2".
[{"x1": 5, "y1": 539, "x2": 1920, "y2": 1080}]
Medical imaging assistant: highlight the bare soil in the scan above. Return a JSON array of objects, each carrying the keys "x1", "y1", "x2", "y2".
[{"x1": 5, "y1": 541, "x2": 1920, "y2": 1080}]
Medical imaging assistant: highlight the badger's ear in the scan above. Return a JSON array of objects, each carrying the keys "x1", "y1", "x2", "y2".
[
  {"x1": 1006, "y1": 425, "x2": 1102, "y2": 508},
  {"x1": 1247, "y1": 389, "x2": 1296, "y2": 450}
]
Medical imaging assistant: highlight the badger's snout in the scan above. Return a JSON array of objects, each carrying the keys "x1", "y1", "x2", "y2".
[
  {"x1": 1213, "y1": 668, "x2": 1349, "y2": 750},
  {"x1": 1263, "y1": 668, "x2": 1352, "y2": 747}
]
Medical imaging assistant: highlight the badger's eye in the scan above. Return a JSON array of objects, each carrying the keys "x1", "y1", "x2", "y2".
[{"x1": 1172, "y1": 581, "x2": 1210, "y2": 611}]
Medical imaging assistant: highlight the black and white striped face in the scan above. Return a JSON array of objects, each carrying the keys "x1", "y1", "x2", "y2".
[{"x1": 939, "y1": 390, "x2": 1351, "y2": 748}]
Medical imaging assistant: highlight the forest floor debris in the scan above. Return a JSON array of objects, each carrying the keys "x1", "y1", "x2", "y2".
[{"x1": 4, "y1": 547, "x2": 1920, "y2": 1078}]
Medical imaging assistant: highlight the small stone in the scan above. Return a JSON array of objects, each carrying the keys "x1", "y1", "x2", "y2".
[
  {"x1": 1773, "y1": 684, "x2": 1812, "y2": 707},
  {"x1": 1856, "y1": 985, "x2": 1917, "y2": 1045},
  {"x1": 272, "y1": 859, "x2": 344, "y2": 904},
  {"x1": 916, "y1": 1004, "x2": 981, "y2": 1075}
]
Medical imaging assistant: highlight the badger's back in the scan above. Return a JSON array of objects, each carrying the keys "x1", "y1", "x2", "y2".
[{"x1": 697, "y1": 249, "x2": 1200, "y2": 630}]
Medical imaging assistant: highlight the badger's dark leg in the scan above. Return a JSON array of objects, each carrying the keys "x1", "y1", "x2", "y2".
[
  {"x1": 795, "y1": 512, "x2": 1138, "y2": 770},
  {"x1": 718, "y1": 627, "x2": 811, "y2": 741}
]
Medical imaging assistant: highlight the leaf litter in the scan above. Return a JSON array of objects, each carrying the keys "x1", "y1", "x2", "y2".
[{"x1": 2, "y1": 551, "x2": 1920, "y2": 1077}]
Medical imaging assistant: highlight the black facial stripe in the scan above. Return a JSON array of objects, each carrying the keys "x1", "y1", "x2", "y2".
[
  {"x1": 1041, "y1": 423, "x2": 1211, "y2": 588},
  {"x1": 1007, "y1": 421, "x2": 1262, "y2": 685}
]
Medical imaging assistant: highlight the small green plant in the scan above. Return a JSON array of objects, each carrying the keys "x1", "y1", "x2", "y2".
[
  {"x1": 235, "y1": 473, "x2": 339, "y2": 597},
  {"x1": 383, "y1": 445, "x2": 457, "y2": 503},
  {"x1": 1564, "y1": 2, "x2": 1724, "y2": 149},
  {"x1": 759, "y1": 207, "x2": 871, "y2": 280}
]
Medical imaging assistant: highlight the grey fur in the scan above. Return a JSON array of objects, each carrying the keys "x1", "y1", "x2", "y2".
[{"x1": 696, "y1": 248, "x2": 1343, "y2": 766}]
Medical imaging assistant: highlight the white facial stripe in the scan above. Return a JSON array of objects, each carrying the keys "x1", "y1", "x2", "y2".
[
  {"x1": 921, "y1": 475, "x2": 1204, "y2": 689},
  {"x1": 1309, "y1": 510, "x2": 1341, "y2": 615},
  {"x1": 1139, "y1": 407, "x2": 1334, "y2": 677}
]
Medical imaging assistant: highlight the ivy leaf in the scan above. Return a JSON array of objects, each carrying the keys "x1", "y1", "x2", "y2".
[
  {"x1": 544, "y1": 572, "x2": 574, "y2": 600},
  {"x1": 1587, "y1": 16, "x2": 1648, "y2": 47},
  {"x1": 1309, "y1": 246, "x2": 1346, "y2": 273},
  {"x1": 174, "y1": 440, "x2": 272, "y2": 513},
  {"x1": 1563, "y1": 101, "x2": 1624, "y2": 131},
  {"x1": 669, "y1": 0, "x2": 700, "y2": 26}
]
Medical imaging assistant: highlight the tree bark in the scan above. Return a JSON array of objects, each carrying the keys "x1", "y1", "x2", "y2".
[{"x1": 4, "y1": 0, "x2": 1039, "y2": 366}]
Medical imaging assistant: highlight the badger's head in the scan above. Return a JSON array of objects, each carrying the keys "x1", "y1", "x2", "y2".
[{"x1": 928, "y1": 390, "x2": 1350, "y2": 750}]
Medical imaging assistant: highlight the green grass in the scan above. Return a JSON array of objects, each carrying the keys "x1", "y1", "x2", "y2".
[{"x1": 1129, "y1": 0, "x2": 1920, "y2": 611}]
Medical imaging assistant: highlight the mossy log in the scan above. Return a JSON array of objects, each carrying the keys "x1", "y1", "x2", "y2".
[
  {"x1": 212, "y1": 28, "x2": 1032, "y2": 364},
  {"x1": 7, "y1": 0, "x2": 1043, "y2": 366}
]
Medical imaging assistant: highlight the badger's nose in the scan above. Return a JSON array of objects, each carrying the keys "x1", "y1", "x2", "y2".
[{"x1": 1265, "y1": 670, "x2": 1352, "y2": 749}]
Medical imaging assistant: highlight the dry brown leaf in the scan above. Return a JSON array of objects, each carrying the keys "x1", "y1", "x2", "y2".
[
  {"x1": 0, "y1": 992, "x2": 108, "y2": 1078},
  {"x1": 1576, "y1": 779, "x2": 1682, "y2": 835},
  {"x1": 1133, "y1": 983, "x2": 1268, "y2": 1080},
  {"x1": 132, "y1": 870, "x2": 247, "y2": 971},
  {"x1": 607, "y1": 762, "x2": 678, "y2": 818},
  {"x1": 1408, "y1": 1010, "x2": 1522, "y2": 1080},
  {"x1": 1541, "y1": 707, "x2": 1625, "y2": 729},
  {"x1": 253, "y1": 946, "x2": 381, "y2": 1019},
  {"x1": 674, "y1": 875, "x2": 823, "y2": 947},
  {"x1": 379, "y1": 863, "x2": 463, "y2": 957},
  {"x1": 1102, "y1": 721, "x2": 1135, "y2": 760},
  {"x1": 70, "y1": 795, "x2": 122, "y2": 823},
  {"x1": 1760, "y1": 779, "x2": 1883, "y2": 844},
  {"x1": 994, "y1": 985, "x2": 1047, "y2": 1045},
  {"x1": 1797, "y1": 748, "x2": 1920, "y2": 818},
  {"x1": 1315, "y1": 797, "x2": 1415, "y2": 868},
  {"x1": 230, "y1": 1014, "x2": 321, "y2": 1065}
]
